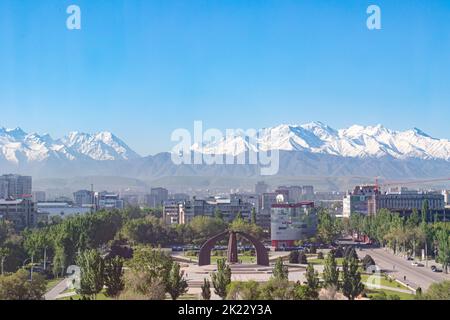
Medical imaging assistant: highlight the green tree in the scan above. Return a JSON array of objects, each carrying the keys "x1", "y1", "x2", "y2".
[
  {"x1": 289, "y1": 251, "x2": 299, "y2": 264},
  {"x1": 273, "y1": 257, "x2": 289, "y2": 281},
  {"x1": 298, "y1": 251, "x2": 308, "y2": 264},
  {"x1": 436, "y1": 229, "x2": 450, "y2": 273},
  {"x1": 167, "y1": 262, "x2": 188, "y2": 300},
  {"x1": 226, "y1": 280, "x2": 261, "y2": 300},
  {"x1": 407, "y1": 209, "x2": 420, "y2": 228},
  {"x1": 0, "y1": 269, "x2": 46, "y2": 300},
  {"x1": 128, "y1": 246, "x2": 173, "y2": 298},
  {"x1": 201, "y1": 278, "x2": 211, "y2": 300},
  {"x1": 189, "y1": 216, "x2": 227, "y2": 245},
  {"x1": 52, "y1": 246, "x2": 67, "y2": 278},
  {"x1": 76, "y1": 249, "x2": 105, "y2": 300},
  {"x1": 323, "y1": 251, "x2": 339, "y2": 289},
  {"x1": 0, "y1": 247, "x2": 10, "y2": 275},
  {"x1": 235, "y1": 211, "x2": 243, "y2": 221},
  {"x1": 211, "y1": 259, "x2": 232, "y2": 299},
  {"x1": 260, "y1": 278, "x2": 295, "y2": 300},
  {"x1": 251, "y1": 208, "x2": 257, "y2": 225},
  {"x1": 229, "y1": 217, "x2": 265, "y2": 240},
  {"x1": 317, "y1": 209, "x2": 339, "y2": 244},
  {"x1": 420, "y1": 281, "x2": 450, "y2": 300},
  {"x1": 422, "y1": 200, "x2": 429, "y2": 223},
  {"x1": 361, "y1": 254, "x2": 376, "y2": 270},
  {"x1": 104, "y1": 256, "x2": 125, "y2": 298},
  {"x1": 214, "y1": 208, "x2": 224, "y2": 221},
  {"x1": 304, "y1": 264, "x2": 319, "y2": 299},
  {"x1": 341, "y1": 256, "x2": 364, "y2": 300}
]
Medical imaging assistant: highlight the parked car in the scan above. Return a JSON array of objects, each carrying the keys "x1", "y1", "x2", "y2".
[
  {"x1": 431, "y1": 265, "x2": 443, "y2": 272},
  {"x1": 411, "y1": 262, "x2": 424, "y2": 267}
]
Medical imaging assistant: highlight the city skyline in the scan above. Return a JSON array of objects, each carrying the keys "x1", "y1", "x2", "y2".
[{"x1": 1, "y1": 0, "x2": 450, "y2": 155}]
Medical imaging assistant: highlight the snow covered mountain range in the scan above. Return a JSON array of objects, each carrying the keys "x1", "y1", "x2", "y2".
[
  {"x1": 194, "y1": 122, "x2": 450, "y2": 161},
  {"x1": 0, "y1": 127, "x2": 140, "y2": 164},
  {"x1": 1, "y1": 122, "x2": 450, "y2": 164}
]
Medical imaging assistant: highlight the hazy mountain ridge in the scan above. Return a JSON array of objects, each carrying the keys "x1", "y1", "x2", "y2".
[{"x1": 1, "y1": 123, "x2": 449, "y2": 181}]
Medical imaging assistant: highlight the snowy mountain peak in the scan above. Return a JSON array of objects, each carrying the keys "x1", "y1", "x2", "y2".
[
  {"x1": 196, "y1": 122, "x2": 450, "y2": 161},
  {"x1": 1, "y1": 123, "x2": 449, "y2": 165},
  {"x1": 0, "y1": 127, "x2": 140, "y2": 164},
  {"x1": 4, "y1": 127, "x2": 27, "y2": 140},
  {"x1": 61, "y1": 131, "x2": 140, "y2": 161}
]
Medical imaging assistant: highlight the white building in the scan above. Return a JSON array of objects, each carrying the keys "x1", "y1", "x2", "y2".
[
  {"x1": 443, "y1": 190, "x2": 450, "y2": 207},
  {"x1": 37, "y1": 202, "x2": 91, "y2": 218},
  {"x1": 271, "y1": 202, "x2": 317, "y2": 248},
  {"x1": 95, "y1": 192, "x2": 124, "y2": 210}
]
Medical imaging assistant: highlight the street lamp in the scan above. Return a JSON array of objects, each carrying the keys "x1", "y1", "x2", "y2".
[{"x1": 22, "y1": 255, "x2": 34, "y2": 281}]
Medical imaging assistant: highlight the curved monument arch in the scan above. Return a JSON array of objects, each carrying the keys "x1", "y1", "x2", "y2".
[{"x1": 198, "y1": 230, "x2": 269, "y2": 266}]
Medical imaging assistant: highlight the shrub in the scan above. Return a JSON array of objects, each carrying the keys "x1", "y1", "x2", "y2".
[
  {"x1": 361, "y1": 255, "x2": 376, "y2": 270},
  {"x1": 298, "y1": 251, "x2": 308, "y2": 264},
  {"x1": 317, "y1": 252, "x2": 324, "y2": 260},
  {"x1": 289, "y1": 251, "x2": 300, "y2": 264},
  {"x1": 332, "y1": 246, "x2": 344, "y2": 258}
]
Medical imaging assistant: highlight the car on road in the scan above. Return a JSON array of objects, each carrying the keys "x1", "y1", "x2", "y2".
[
  {"x1": 411, "y1": 261, "x2": 424, "y2": 267},
  {"x1": 406, "y1": 256, "x2": 414, "y2": 261},
  {"x1": 431, "y1": 265, "x2": 443, "y2": 272}
]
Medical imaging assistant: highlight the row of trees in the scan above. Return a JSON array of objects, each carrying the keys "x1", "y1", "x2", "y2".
[
  {"x1": 202, "y1": 247, "x2": 364, "y2": 301},
  {"x1": 343, "y1": 209, "x2": 450, "y2": 272},
  {"x1": 316, "y1": 207, "x2": 450, "y2": 273},
  {"x1": 0, "y1": 207, "x2": 265, "y2": 278}
]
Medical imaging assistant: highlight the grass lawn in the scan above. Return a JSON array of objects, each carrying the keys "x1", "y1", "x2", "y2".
[
  {"x1": 361, "y1": 274, "x2": 409, "y2": 290},
  {"x1": 58, "y1": 291, "x2": 112, "y2": 300},
  {"x1": 177, "y1": 294, "x2": 199, "y2": 300},
  {"x1": 307, "y1": 257, "x2": 345, "y2": 266},
  {"x1": 366, "y1": 288, "x2": 415, "y2": 300}
]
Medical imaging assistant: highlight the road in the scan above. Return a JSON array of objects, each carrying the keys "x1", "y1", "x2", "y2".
[
  {"x1": 358, "y1": 247, "x2": 450, "y2": 291},
  {"x1": 44, "y1": 278, "x2": 68, "y2": 300}
]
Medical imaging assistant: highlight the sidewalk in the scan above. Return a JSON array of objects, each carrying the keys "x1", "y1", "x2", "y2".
[{"x1": 44, "y1": 278, "x2": 69, "y2": 300}]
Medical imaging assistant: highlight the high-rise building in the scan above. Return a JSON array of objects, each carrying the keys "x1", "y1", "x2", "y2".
[
  {"x1": 258, "y1": 192, "x2": 278, "y2": 231},
  {"x1": 271, "y1": 202, "x2": 317, "y2": 248},
  {"x1": 95, "y1": 192, "x2": 124, "y2": 210},
  {"x1": 146, "y1": 188, "x2": 169, "y2": 208},
  {"x1": 343, "y1": 185, "x2": 379, "y2": 218},
  {"x1": 163, "y1": 200, "x2": 184, "y2": 225},
  {"x1": 287, "y1": 186, "x2": 303, "y2": 203},
  {"x1": 0, "y1": 179, "x2": 9, "y2": 199},
  {"x1": 73, "y1": 190, "x2": 94, "y2": 206},
  {"x1": 0, "y1": 198, "x2": 39, "y2": 229},
  {"x1": 0, "y1": 174, "x2": 32, "y2": 199}
]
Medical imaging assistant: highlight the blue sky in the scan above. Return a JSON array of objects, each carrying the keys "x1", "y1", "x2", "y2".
[{"x1": 0, "y1": 0, "x2": 449, "y2": 155}]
